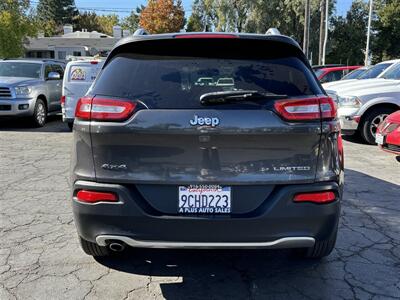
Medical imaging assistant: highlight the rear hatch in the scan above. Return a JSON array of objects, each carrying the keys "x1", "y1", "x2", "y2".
[{"x1": 83, "y1": 36, "x2": 329, "y2": 214}]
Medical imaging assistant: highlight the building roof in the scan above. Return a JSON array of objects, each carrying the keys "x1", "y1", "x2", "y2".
[{"x1": 62, "y1": 31, "x2": 112, "y2": 39}]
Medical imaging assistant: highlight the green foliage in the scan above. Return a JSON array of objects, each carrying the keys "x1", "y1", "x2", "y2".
[
  {"x1": 96, "y1": 14, "x2": 120, "y2": 36},
  {"x1": 73, "y1": 12, "x2": 100, "y2": 32},
  {"x1": 373, "y1": 0, "x2": 400, "y2": 61},
  {"x1": 121, "y1": 6, "x2": 144, "y2": 32},
  {"x1": 0, "y1": 0, "x2": 37, "y2": 58},
  {"x1": 36, "y1": 0, "x2": 78, "y2": 30},
  {"x1": 326, "y1": 0, "x2": 369, "y2": 65}
]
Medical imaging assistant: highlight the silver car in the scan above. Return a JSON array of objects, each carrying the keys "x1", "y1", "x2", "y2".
[{"x1": 0, "y1": 59, "x2": 65, "y2": 127}]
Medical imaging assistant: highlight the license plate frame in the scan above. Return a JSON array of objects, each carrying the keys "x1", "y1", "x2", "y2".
[{"x1": 178, "y1": 185, "x2": 231, "y2": 214}]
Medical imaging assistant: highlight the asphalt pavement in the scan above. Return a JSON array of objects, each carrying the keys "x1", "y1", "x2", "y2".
[{"x1": 0, "y1": 117, "x2": 399, "y2": 300}]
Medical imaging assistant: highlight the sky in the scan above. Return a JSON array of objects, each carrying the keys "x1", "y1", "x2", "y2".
[{"x1": 31, "y1": 0, "x2": 356, "y2": 18}]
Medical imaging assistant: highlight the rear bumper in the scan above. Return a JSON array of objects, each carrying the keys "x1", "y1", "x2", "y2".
[
  {"x1": 0, "y1": 97, "x2": 36, "y2": 117},
  {"x1": 73, "y1": 180, "x2": 341, "y2": 248},
  {"x1": 339, "y1": 115, "x2": 359, "y2": 132}
]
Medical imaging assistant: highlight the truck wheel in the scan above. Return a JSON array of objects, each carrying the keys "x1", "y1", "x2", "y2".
[
  {"x1": 79, "y1": 237, "x2": 111, "y2": 257},
  {"x1": 361, "y1": 107, "x2": 394, "y2": 144},
  {"x1": 32, "y1": 99, "x2": 47, "y2": 127}
]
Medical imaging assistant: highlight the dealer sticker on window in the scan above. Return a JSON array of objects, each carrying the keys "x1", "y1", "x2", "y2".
[{"x1": 178, "y1": 185, "x2": 231, "y2": 214}]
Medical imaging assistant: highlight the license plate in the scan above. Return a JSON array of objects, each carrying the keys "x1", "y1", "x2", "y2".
[
  {"x1": 375, "y1": 133, "x2": 384, "y2": 145},
  {"x1": 178, "y1": 185, "x2": 231, "y2": 214}
]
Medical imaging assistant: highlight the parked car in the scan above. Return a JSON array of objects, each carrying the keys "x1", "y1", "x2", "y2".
[
  {"x1": 340, "y1": 66, "x2": 370, "y2": 80},
  {"x1": 322, "y1": 59, "x2": 398, "y2": 90},
  {"x1": 61, "y1": 58, "x2": 104, "y2": 130},
  {"x1": 71, "y1": 32, "x2": 343, "y2": 259},
  {"x1": 328, "y1": 62, "x2": 400, "y2": 144},
  {"x1": 314, "y1": 65, "x2": 362, "y2": 83},
  {"x1": 376, "y1": 110, "x2": 400, "y2": 155},
  {"x1": 0, "y1": 59, "x2": 65, "y2": 127}
]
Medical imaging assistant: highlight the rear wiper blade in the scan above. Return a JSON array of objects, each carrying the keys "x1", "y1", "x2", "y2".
[{"x1": 200, "y1": 90, "x2": 287, "y2": 105}]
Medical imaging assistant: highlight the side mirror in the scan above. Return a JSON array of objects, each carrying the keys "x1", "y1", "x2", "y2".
[{"x1": 47, "y1": 72, "x2": 61, "y2": 80}]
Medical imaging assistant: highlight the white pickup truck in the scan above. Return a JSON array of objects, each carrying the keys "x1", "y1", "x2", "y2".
[{"x1": 324, "y1": 61, "x2": 400, "y2": 144}]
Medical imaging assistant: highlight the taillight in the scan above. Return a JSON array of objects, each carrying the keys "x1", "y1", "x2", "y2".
[
  {"x1": 76, "y1": 190, "x2": 118, "y2": 203},
  {"x1": 274, "y1": 97, "x2": 336, "y2": 121},
  {"x1": 75, "y1": 96, "x2": 136, "y2": 121},
  {"x1": 293, "y1": 191, "x2": 336, "y2": 204},
  {"x1": 60, "y1": 95, "x2": 65, "y2": 105}
]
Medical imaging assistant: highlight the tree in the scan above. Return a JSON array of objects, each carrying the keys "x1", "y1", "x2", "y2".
[
  {"x1": 326, "y1": 0, "x2": 369, "y2": 65},
  {"x1": 36, "y1": 0, "x2": 78, "y2": 34},
  {"x1": 373, "y1": 0, "x2": 400, "y2": 61},
  {"x1": 139, "y1": 0, "x2": 185, "y2": 34},
  {"x1": 186, "y1": 12, "x2": 204, "y2": 31},
  {"x1": 73, "y1": 12, "x2": 100, "y2": 32},
  {"x1": 96, "y1": 14, "x2": 120, "y2": 36},
  {"x1": 0, "y1": 0, "x2": 37, "y2": 58},
  {"x1": 121, "y1": 6, "x2": 144, "y2": 32}
]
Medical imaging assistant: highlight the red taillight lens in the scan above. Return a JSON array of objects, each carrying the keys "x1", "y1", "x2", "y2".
[
  {"x1": 75, "y1": 96, "x2": 136, "y2": 121},
  {"x1": 274, "y1": 97, "x2": 336, "y2": 121},
  {"x1": 293, "y1": 191, "x2": 336, "y2": 204},
  {"x1": 60, "y1": 95, "x2": 65, "y2": 105},
  {"x1": 75, "y1": 96, "x2": 92, "y2": 120},
  {"x1": 76, "y1": 190, "x2": 118, "y2": 203}
]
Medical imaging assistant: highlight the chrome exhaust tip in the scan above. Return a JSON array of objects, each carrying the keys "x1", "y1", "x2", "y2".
[{"x1": 108, "y1": 242, "x2": 125, "y2": 252}]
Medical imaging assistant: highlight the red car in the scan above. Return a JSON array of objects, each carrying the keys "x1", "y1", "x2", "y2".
[
  {"x1": 314, "y1": 66, "x2": 362, "y2": 83},
  {"x1": 376, "y1": 111, "x2": 400, "y2": 155}
]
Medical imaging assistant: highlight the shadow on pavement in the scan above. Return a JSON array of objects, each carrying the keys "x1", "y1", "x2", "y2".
[
  {"x1": 93, "y1": 169, "x2": 399, "y2": 298},
  {"x1": 341, "y1": 133, "x2": 367, "y2": 145},
  {"x1": 0, "y1": 115, "x2": 70, "y2": 133}
]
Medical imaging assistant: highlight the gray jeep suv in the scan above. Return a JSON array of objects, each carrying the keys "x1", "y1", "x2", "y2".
[
  {"x1": 71, "y1": 33, "x2": 344, "y2": 259},
  {"x1": 0, "y1": 59, "x2": 65, "y2": 127}
]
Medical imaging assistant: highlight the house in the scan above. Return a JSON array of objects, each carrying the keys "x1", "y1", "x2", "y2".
[{"x1": 24, "y1": 25, "x2": 130, "y2": 60}]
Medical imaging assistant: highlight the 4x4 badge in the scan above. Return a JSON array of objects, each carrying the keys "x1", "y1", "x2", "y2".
[{"x1": 190, "y1": 115, "x2": 220, "y2": 127}]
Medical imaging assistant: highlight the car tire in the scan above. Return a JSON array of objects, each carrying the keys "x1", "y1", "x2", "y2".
[
  {"x1": 31, "y1": 99, "x2": 47, "y2": 127},
  {"x1": 79, "y1": 237, "x2": 111, "y2": 257},
  {"x1": 67, "y1": 122, "x2": 73, "y2": 131},
  {"x1": 361, "y1": 107, "x2": 395, "y2": 145},
  {"x1": 294, "y1": 226, "x2": 338, "y2": 259}
]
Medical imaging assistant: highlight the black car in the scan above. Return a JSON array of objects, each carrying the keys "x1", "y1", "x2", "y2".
[{"x1": 71, "y1": 32, "x2": 344, "y2": 258}]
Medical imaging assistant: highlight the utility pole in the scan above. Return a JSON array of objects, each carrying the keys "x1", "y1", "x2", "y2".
[
  {"x1": 318, "y1": 0, "x2": 325, "y2": 65},
  {"x1": 322, "y1": 0, "x2": 329, "y2": 65},
  {"x1": 365, "y1": 0, "x2": 373, "y2": 66},
  {"x1": 303, "y1": 0, "x2": 311, "y2": 60}
]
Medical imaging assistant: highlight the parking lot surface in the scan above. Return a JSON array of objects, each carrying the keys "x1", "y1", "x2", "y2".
[{"x1": 0, "y1": 117, "x2": 399, "y2": 300}]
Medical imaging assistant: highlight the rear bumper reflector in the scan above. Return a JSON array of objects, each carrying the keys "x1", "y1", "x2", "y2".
[
  {"x1": 76, "y1": 190, "x2": 118, "y2": 203},
  {"x1": 293, "y1": 191, "x2": 336, "y2": 204}
]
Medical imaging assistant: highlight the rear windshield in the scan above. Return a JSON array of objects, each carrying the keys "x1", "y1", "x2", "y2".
[
  {"x1": 93, "y1": 53, "x2": 321, "y2": 109},
  {"x1": 380, "y1": 63, "x2": 400, "y2": 80},
  {"x1": 359, "y1": 63, "x2": 391, "y2": 79},
  {"x1": 341, "y1": 68, "x2": 367, "y2": 80},
  {"x1": 68, "y1": 64, "x2": 101, "y2": 83}
]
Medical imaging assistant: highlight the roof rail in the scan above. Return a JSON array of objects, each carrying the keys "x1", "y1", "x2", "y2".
[
  {"x1": 265, "y1": 28, "x2": 281, "y2": 35},
  {"x1": 2, "y1": 58, "x2": 65, "y2": 63},
  {"x1": 133, "y1": 28, "x2": 149, "y2": 36}
]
